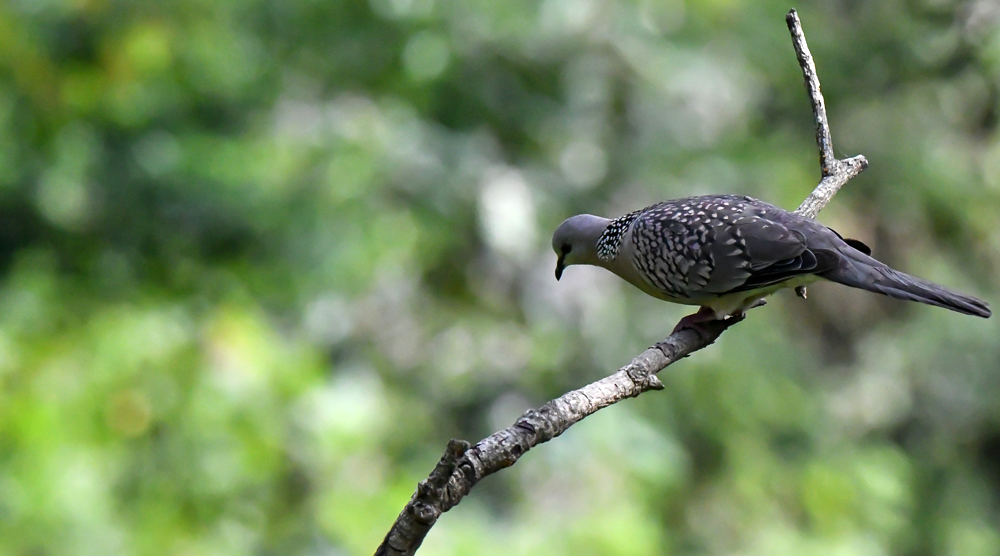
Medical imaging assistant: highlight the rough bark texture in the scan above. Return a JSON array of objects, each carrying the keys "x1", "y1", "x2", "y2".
[
  {"x1": 786, "y1": 9, "x2": 868, "y2": 219},
  {"x1": 374, "y1": 9, "x2": 868, "y2": 556}
]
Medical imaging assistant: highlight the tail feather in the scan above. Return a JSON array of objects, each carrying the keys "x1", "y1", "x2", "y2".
[{"x1": 820, "y1": 251, "x2": 991, "y2": 318}]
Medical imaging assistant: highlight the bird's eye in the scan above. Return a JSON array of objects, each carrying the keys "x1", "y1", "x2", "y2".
[{"x1": 561, "y1": 243, "x2": 572, "y2": 255}]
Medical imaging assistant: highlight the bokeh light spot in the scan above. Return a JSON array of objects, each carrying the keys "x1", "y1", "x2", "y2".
[{"x1": 403, "y1": 31, "x2": 450, "y2": 82}]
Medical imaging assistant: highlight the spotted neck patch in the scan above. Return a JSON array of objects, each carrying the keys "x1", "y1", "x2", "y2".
[{"x1": 596, "y1": 209, "x2": 642, "y2": 261}]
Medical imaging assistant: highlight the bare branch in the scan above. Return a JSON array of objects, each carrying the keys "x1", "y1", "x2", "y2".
[
  {"x1": 786, "y1": 8, "x2": 835, "y2": 176},
  {"x1": 786, "y1": 8, "x2": 868, "y2": 218},
  {"x1": 376, "y1": 440, "x2": 469, "y2": 556},
  {"x1": 374, "y1": 321, "x2": 742, "y2": 556},
  {"x1": 374, "y1": 10, "x2": 869, "y2": 556}
]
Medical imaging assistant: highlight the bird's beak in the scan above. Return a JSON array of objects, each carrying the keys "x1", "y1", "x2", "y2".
[{"x1": 555, "y1": 256, "x2": 565, "y2": 281}]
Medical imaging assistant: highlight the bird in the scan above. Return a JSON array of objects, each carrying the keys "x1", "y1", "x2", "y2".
[{"x1": 551, "y1": 194, "x2": 990, "y2": 327}]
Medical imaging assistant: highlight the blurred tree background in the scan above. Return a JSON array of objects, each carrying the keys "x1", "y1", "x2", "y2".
[{"x1": 0, "y1": 0, "x2": 999, "y2": 554}]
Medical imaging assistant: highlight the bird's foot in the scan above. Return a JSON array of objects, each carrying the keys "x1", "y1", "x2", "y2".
[
  {"x1": 657, "y1": 307, "x2": 745, "y2": 356},
  {"x1": 670, "y1": 306, "x2": 722, "y2": 336},
  {"x1": 670, "y1": 301, "x2": 762, "y2": 337}
]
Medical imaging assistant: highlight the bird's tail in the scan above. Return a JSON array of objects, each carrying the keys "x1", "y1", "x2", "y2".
[{"x1": 820, "y1": 249, "x2": 991, "y2": 318}]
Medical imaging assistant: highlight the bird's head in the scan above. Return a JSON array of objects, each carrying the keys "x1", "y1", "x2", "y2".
[{"x1": 551, "y1": 214, "x2": 609, "y2": 280}]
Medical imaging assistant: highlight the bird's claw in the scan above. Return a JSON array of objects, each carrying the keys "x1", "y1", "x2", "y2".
[{"x1": 670, "y1": 307, "x2": 718, "y2": 336}]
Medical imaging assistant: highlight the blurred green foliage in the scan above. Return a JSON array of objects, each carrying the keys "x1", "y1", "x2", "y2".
[{"x1": 0, "y1": 0, "x2": 998, "y2": 554}]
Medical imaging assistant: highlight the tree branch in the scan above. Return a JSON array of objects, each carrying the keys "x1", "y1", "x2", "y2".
[
  {"x1": 786, "y1": 9, "x2": 868, "y2": 219},
  {"x1": 374, "y1": 9, "x2": 868, "y2": 556}
]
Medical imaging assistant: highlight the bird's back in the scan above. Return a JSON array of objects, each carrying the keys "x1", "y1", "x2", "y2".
[{"x1": 609, "y1": 195, "x2": 820, "y2": 302}]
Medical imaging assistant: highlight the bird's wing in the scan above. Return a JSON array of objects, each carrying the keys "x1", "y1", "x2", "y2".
[
  {"x1": 629, "y1": 199, "x2": 837, "y2": 298},
  {"x1": 707, "y1": 204, "x2": 846, "y2": 294}
]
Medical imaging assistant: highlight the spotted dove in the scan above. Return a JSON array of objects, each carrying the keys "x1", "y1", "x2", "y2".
[{"x1": 552, "y1": 195, "x2": 990, "y2": 320}]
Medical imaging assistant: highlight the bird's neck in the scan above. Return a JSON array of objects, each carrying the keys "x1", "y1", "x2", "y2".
[{"x1": 595, "y1": 209, "x2": 643, "y2": 262}]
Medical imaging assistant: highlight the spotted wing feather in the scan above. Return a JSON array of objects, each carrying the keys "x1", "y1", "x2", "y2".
[{"x1": 629, "y1": 196, "x2": 835, "y2": 298}]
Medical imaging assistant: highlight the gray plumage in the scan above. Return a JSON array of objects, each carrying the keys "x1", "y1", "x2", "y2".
[{"x1": 552, "y1": 194, "x2": 991, "y2": 319}]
